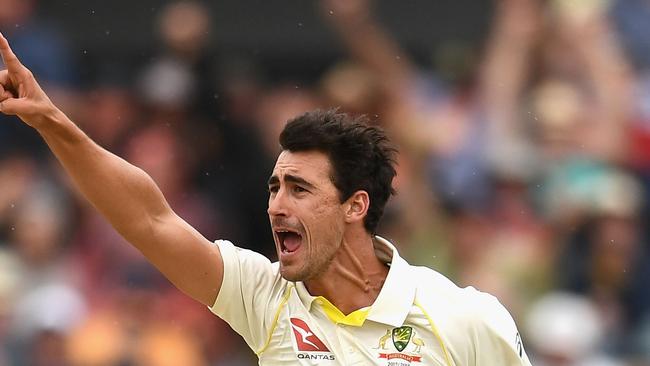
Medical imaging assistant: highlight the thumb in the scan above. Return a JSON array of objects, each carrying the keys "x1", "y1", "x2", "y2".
[
  {"x1": 0, "y1": 97, "x2": 57, "y2": 129},
  {"x1": 0, "y1": 97, "x2": 25, "y2": 116}
]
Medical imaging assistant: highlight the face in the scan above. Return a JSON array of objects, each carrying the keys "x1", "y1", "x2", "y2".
[{"x1": 267, "y1": 150, "x2": 346, "y2": 281}]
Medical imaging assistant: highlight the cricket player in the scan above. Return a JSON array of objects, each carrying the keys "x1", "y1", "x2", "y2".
[{"x1": 0, "y1": 33, "x2": 532, "y2": 365}]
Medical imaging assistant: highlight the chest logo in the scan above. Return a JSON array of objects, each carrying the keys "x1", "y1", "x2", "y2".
[
  {"x1": 392, "y1": 326, "x2": 413, "y2": 352},
  {"x1": 375, "y1": 327, "x2": 425, "y2": 364},
  {"x1": 290, "y1": 318, "x2": 330, "y2": 352}
]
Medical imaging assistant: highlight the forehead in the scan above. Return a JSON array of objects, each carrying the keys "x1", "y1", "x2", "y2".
[{"x1": 271, "y1": 150, "x2": 332, "y2": 182}]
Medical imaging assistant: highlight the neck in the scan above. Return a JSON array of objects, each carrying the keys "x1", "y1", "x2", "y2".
[{"x1": 304, "y1": 232, "x2": 389, "y2": 315}]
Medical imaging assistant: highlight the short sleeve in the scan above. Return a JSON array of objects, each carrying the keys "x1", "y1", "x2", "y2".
[
  {"x1": 469, "y1": 290, "x2": 533, "y2": 365},
  {"x1": 209, "y1": 240, "x2": 285, "y2": 352}
]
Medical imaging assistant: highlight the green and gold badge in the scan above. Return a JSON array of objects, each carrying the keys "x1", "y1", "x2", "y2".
[{"x1": 391, "y1": 326, "x2": 413, "y2": 352}]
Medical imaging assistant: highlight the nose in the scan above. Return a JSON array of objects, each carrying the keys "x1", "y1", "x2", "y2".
[{"x1": 267, "y1": 188, "x2": 289, "y2": 217}]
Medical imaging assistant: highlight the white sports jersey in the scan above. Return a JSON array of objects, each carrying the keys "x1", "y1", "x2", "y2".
[{"x1": 210, "y1": 236, "x2": 532, "y2": 365}]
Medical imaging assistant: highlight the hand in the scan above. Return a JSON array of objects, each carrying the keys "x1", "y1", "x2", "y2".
[{"x1": 0, "y1": 32, "x2": 58, "y2": 129}]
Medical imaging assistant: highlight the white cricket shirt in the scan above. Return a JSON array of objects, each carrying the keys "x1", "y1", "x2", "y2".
[{"x1": 210, "y1": 236, "x2": 532, "y2": 365}]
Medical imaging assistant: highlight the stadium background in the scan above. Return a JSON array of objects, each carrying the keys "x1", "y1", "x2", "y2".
[{"x1": 1, "y1": 0, "x2": 649, "y2": 364}]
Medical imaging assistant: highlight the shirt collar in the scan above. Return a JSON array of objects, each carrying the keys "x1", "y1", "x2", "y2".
[
  {"x1": 295, "y1": 280, "x2": 317, "y2": 309},
  {"x1": 294, "y1": 236, "x2": 415, "y2": 328},
  {"x1": 365, "y1": 236, "x2": 416, "y2": 327}
]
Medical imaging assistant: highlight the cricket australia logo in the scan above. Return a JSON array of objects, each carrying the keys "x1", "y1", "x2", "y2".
[
  {"x1": 290, "y1": 318, "x2": 335, "y2": 361},
  {"x1": 392, "y1": 326, "x2": 413, "y2": 351},
  {"x1": 375, "y1": 326, "x2": 424, "y2": 365}
]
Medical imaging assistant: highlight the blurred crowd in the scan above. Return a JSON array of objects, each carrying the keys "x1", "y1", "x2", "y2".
[{"x1": 0, "y1": 0, "x2": 649, "y2": 365}]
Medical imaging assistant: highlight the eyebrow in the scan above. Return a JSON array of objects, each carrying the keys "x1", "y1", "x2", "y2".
[{"x1": 267, "y1": 174, "x2": 316, "y2": 190}]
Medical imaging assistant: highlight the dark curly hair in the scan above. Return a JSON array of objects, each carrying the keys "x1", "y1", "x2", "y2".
[{"x1": 279, "y1": 109, "x2": 397, "y2": 234}]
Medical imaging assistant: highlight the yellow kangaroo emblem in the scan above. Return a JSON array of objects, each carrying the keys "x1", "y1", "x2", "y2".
[
  {"x1": 376, "y1": 329, "x2": 391, "y2": 349},
  {"x1": 412, "y1": 335, "x2": 425, "y2": 353}
]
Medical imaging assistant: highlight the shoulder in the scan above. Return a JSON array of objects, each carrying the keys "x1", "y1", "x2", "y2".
[
  {"x1": 410, "y1": 265, "x2": 513, "y2": 328},
  {"x1": 211, "y1": 239, "x2": 290, "y2": 319},
  {"x1": 408, "y1": 264, "x2": 530, "y2": 363},
  {"x1": 216, "y1": 239, "x2": 279, "y2": 271},
  {"x1": 213, "y1": 239, "x2": 286, "y2": 305},
  {"x1": 410, "y1": 264, "x2": 466, "y2": 303}
]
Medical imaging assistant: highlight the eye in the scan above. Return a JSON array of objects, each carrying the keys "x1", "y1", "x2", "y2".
[
  {"x1": 293, "y1": 186, "x2": 308, "y2": 194},
  {"x1": 268, "y1": 185, "x2": 279, "y2": 194}
]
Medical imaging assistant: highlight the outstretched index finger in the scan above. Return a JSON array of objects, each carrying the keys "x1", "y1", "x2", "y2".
[{"x1": 0, "y1": 32, "x2": 23, "y2": 73}]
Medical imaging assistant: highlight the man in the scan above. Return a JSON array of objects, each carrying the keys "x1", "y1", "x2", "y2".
[{"x1": 0, "y1": 33, "x2": 532, "y2": 365}]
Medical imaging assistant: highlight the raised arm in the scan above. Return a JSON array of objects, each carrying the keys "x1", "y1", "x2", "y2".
[
  {"x1": 553, "y1": 2, "x2": 633, "y2": 162},
  {"x1": 321, "y1": 0, "x2": 416, "y2": 101},
  {"x1": 0, "y1": 33, "x2": 223, "y2": 306},
  {"x1": 478, "y1": 0, "x2": 542, "y2": 139}
]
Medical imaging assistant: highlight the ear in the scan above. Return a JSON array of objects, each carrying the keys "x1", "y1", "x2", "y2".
[{"x1": 344, "y1": 190, "x2": 369, "y2": 224}]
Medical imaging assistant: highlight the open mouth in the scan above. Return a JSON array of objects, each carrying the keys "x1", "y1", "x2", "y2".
[{"x1": 276, "y1": 229, "x2": 303, "y2": 254}]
